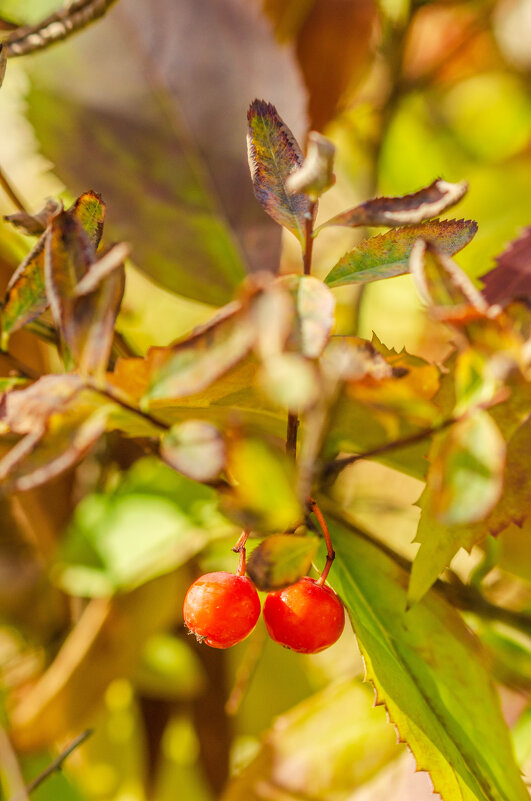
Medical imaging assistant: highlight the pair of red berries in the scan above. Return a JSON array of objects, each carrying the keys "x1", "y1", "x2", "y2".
[{"x1": 183, "y1": 570, "x2": 345, "y2": 654}]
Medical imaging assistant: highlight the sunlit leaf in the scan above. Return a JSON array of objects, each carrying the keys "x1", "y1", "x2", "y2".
[
  {"x1": 280, "y1": 274, "x2": 336, "y2": 358},
  {"x1": 409, "y1": 414, "x2": 531, "y2": 605},
  {"x1": 424, "y1": 411, "x2": 505, "y2": 526},
  {"x1": 224, "y1": 438, "x2": 301, "y2": 533},
  {"x1": 481, "y1": 226, "x2": 531, "y2": 304},
  {"x1": 320, "y1": 179, "x2": 468, "y2": 230},
  {"x1": 260, "y1": 353, "x2": 320, "y2": 411},
  {"x1": 329, "y1": 518, "x2": 530, "y2": 801},
  {"x1": 223, "y1": 680, "x2": 400, "y2": 801},
  {"x1": 56, "y1": 458, "x2": 232, "y2": 595},
  {"x1": 286, "y1": 131, "x2": 335, "y2": 200},
  {"x1": 324, "y1": 219, "x2": 478, "y2": 288},
  {"x1": 161, "y1": 420, "x2": 226, "y2": 482},
  {"x1": 246, "y1": 534, "x2": 319, "y2": 591},
  {"x1": 69, "y1": 190, "x2": 106, "y2": 249},
  {"x1": 247, "y1": 99, "x2": 312, "y2": 244}
]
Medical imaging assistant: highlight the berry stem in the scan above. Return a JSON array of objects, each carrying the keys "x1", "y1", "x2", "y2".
[
  {"x1": 233, "y1": 529, "x2": 250, "y2": 576},
  {"x1": 308, "y1": 498, "x2": 335, "y2": 586}
]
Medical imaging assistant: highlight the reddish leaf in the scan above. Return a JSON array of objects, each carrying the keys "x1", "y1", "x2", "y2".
[
  {"x1": 325, "y1": 219, "x2": 478, "y2": 288},
  {"x1": 0, "y1": 375, "x2": 84, "y2": 434},
  {"x1": 320, "y1": 179, "x2": 468, "y2": 230},
  {"x1": 480, "y1": 226, "x2": 531, "y2": 304},
  {"x1": 247, "y1": 99, "x2": 312, "y2": 244},
  {"x1": 1, "y1": 192, "x2": 106, "y2": 346}
]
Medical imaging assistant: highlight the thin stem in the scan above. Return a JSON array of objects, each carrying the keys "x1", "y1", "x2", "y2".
[
  {"x1": 87, "y1": 380, "x2": 169, "y2": 434},
  {"x1": 0, "y1": 165, "x2": 27, "y2": 213},
  {"x1": 232, "y1": 529, "x2": 250, "y2": 576},
  {"x1": 286, "y1": 412, "x2": 299, "y2": 460},
  {"x1": 0, "y1": 351, "x2": 40, "y2": 380},
  {"x1": 321, "y1": 416, "x2": 457, "y2": 481},
  {"x1": 308, "y1": 498, "x2": 335, "y2": 585},
  {"x1": 302, "y1": 201, "x2": 316, "y2": 276},
  {"x1": 10, "y1": 730, "x2": 93, "y2": 800},
  {"x1": 225, "y1": 625, "x2": 266, "y2": 716}
]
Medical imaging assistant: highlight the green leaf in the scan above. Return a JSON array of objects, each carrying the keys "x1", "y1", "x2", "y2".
[
  {"x1": 319, "y1": 179, "x2": 468, "y2": 230},
  {"x1": 247, "y1": 99, "x2": 312, "y2": 244},
  {"x1": 424, "y1": 411, "x2": 506, "y2": 526},
  {"x1": 160, "y1": 420, "x2": 226, "y2": 482},
  {"x1": 57, "y1": 457, "x2": 232, "y2": 595},
  {"x1": 324, "y1": 219, "x2": 478, "y2": 288},
  {"x1": 224, "y1": 438, "x2": 301, "y2": 533},
  {"x1": 224, "y1": 680, "x2": 401, "y2": 801},
  {"x1": 69, "y1": 190, "x2": 106, "y2": 249},
  {"x1": 246, "y1": 534, "x2": 319, "y2": 591},
  {"x1": 328, "y1": 518, "x2": 530, "y2": 801},
  {"x1": 409, "y1": 412, "x2": 531, "y2": 604}
]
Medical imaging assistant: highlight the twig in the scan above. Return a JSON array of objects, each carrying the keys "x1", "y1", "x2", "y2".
[
  {"x1": 323, "y1": 503, "x2": 531, "y2": 636},
  {"x1": 286, "y1": 412, "x2": 299, "y2": 459},
  {"x1": 0, "y1": 165, "x2": 27, "y2": 214},
  {"x1": 0, "y1": 351, "x2": 40, "y2": 380},
  {"x1": 232, "y1": 529, "x2": 250, "y2": 576},
  {"x1": 10, "y1": 730, "x2": 93, "y2": 801},
  {"x1": 302, "y1": 201, "x2": 316, "y2": 276},
  {"x1": 225, "y1": 625, "x2": 266, "y2": 716},
  {"x1": 6, "y1": 0, "x2": 120, "y2": 58},
  {"x1": 321, "y1": 416, "x2": 457, "y2": 481}
]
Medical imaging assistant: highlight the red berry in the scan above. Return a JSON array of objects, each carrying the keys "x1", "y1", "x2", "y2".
[
  {"x1": 263, "y1": 576, "x2": 345, "y2": 654},
  {"x1": 183, "y1": 571, "x2": 261, "y2": 649}
]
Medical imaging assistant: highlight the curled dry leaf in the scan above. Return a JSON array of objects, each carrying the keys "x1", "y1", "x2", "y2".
[
  {"x1": 280, "y1": 275, "x2": 336, "y2": 358},
  {"x1": 324, "y1": 219, "x2": 478, "y2": 288},
  {"x1": 1, "y1": 191, "x2": 105, "y2": 346},
  {"x1": 286, "y1": 131, "x2": 335, "y2": 200},
  {"x1": 319, "y1": 179, "x2": 468, "y2": 230},
  {"x1": 410, "y1": 238, "x2": 488, "y2": 311},
  {"x1": 4, "y1": 199, "x2": 61, "y2": 236},
  {"x1": 161, "y1": 421, "x2": 226, "y2": 482},
  {"x1": 246, "y1": 534, "x2": 319, "y2": 591},
  {"x1": 0, "y1": 375, "x2": 84, "y2": 434},
  {"x1": 247, "y1": 99, "x2": 312, "y2": 244}
]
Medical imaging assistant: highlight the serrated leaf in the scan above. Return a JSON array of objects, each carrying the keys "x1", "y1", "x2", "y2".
[
  {"x1": 481, "y1": 226, "x2": 531, "y2": 304},
  {"x1": 246, "y1": 534, "x2": 319, "y2": 591},
  {"x1": 425, "y1": 411, "x2": 505, "y2": 526},
  {"x1": 160, "y1": 420, "x2": 226, "y2": 482},
  {"x1": 328, "y1": 518, "x2": 530, "y2": 801},
  {"x1": 223, "y1": 438, "x2": 301, "y2": 533},
  {"x1": 223, "y1": 680, "x2": 400, "y2": 801},
  {"x1": 320, "y1": 179, "x2": 468, "y2": 230},
  {"x1": 247, "y1": 99, "x2": 312, "y2": 244},
  {"x1": 286, "y1": 131, "x2": 335, "y2": 200},
  {"x1": 324, "y1": 219, "x2": 478, "y2": 288},
  {"x1": 410, "y1": 238, "x2": 488, "y2": 312}
]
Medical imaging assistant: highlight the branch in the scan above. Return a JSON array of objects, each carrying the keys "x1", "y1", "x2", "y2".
[
  {"x1": 10, "y1": 730, "x2": 93, "y2": 801},
  {"x1": 321, "y1": 416, "x2": 457, "y2": 481},
  {"x1": 323, "y1": 503, "x2": 531, "y2": 637},
  {"x1": 6, "y1": 0, "x2": 120, "y2": 58}
]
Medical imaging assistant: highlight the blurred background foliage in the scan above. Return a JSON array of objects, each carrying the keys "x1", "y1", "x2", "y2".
[{"x1": 0, "y1": 0, "x2": 530, "y2": 799}]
